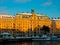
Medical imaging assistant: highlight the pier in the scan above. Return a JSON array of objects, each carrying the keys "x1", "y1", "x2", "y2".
[{"x1": 0, "y1": 32, "x2": 60, "y2": 42}]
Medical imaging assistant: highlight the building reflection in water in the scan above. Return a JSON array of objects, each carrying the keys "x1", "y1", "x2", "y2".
[
  {"x1": 32, "y1": 41, "x2": 57, "y2": 45},
  {"x1": 0, "y1": 41, "x2": 60, "y2": 45}
]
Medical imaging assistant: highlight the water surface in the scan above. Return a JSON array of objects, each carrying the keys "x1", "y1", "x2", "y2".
[{"x1": 0, "y1": 41, "x2": 60, "y2": 45}]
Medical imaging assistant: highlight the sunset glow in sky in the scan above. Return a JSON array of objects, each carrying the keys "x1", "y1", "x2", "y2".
[{"x1": 0, "y1": 0, "x2": 60, "y2": 18}]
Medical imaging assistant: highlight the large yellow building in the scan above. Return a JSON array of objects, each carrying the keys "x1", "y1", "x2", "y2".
[
  {"x1": 15, "y1": 12, "x2": 51, "y2": 32},
  {"x1": 0, "y1": 10, "x2": 60, "y2": 34}
]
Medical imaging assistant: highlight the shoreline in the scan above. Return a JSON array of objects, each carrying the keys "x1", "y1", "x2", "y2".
[{"x1": 0, "y1": 37, "x2": 60, "y2": 42}]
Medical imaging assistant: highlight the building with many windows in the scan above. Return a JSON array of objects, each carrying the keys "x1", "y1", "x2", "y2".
[{"x1": 0, "y1": 9, "x2": 60, "y2": 34}]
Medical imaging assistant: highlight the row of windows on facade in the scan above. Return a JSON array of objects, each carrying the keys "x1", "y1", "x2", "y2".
[
  {"x1": 0, "y1": 16, "x2": 50, "y2": 20},
  {"x1": 0, "y1": 16, "x2": 14, "y2": 19},
  {"x1": 22, "y1": 15, "x2": 49, "y2": 19},
  {"x1": 0, "y1": 23, "x2": 32, "y2": 27},
  {"x1": 51, "y1": 18, "x2": 60, "y2": 19}
]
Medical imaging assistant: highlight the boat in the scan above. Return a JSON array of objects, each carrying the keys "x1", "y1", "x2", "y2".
[
  {"x1": 0, "y1": 32, "x2": 60, "y2": 42},
  {"x1": 32, "y1": 35, "x2": 60, "y2": 41},
  {"x1": 32, "y1": 35, "x2": 50, "y2": 41},
  {"x1": 0, "y1": 32, "x2": 16, "y2": 42}
]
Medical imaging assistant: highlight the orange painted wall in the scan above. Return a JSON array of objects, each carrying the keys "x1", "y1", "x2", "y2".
[
  {"x1": 56, "y1": 21, "x2": 60, "y2": 29},
  {"x1": 15, "y1": 13, "x2": 51, "y2": 32},
  {"x1": 0, "y1": 13, "x2": 60, "y2": 32}
]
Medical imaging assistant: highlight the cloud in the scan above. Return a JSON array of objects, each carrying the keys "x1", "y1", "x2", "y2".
[
  {"x1": 42, "y1": 1, "x2": 52, "y2": 6},
  {"x1": 15, "y1": 0, "x2": 31, "y2": 3},
  {"x1": 0, "y1": 11, "x2": 10, "y2": 14},
  {"x1": 0, "y1": 6, "x2": 10, "y2": 14}
]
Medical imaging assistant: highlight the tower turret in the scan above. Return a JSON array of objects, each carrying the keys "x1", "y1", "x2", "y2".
[{"x1": 31, "y1": 8, "x2": 35, "y2": 14}]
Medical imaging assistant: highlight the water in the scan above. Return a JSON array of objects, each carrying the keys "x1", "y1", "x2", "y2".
[{"x1": 0, "y1": 41, "x2": 60, "y2": 45}]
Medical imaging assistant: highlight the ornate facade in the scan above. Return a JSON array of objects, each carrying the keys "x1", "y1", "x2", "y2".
[{"x1": 0, "y1": 10, "x2": 60, "y2": 34}]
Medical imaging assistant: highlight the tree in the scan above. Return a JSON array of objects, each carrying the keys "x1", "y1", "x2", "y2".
[
  {"x1": 26, "y1": 28, "x2": 32, "y2": 37},
  {"x1": 41, "y1": 25, "x2": 50, "y2": 35}
]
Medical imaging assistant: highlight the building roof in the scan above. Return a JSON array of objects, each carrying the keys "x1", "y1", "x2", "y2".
[
  {"x1": 20, "y1": 13, "x2": 43, "y2": 16},
  {"x1": 20, "y1": 13, "x2": 32, "y2": 15},
  {"x1": 0, "y1": 14, "x2": 14, "y2": 17},
  {"x1": 51, "y1": 18, "x2": 60, "y2": 21},
  {"x1": 0, "y1": 14, "x2": 15, "y2": 19}
]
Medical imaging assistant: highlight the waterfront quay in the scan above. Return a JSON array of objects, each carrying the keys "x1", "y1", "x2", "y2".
[{"x1": 0, "y1": 32, "x2": 60, "y2": 42}]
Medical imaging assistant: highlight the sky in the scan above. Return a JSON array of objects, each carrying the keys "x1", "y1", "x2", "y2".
[{"x1": 0, "y1": 0, "x2": 60, "y2": 18}]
